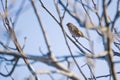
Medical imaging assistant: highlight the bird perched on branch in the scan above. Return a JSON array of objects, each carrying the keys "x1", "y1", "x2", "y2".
[{"x1": 67, "y1": 22, "x2": 89, "y2": 41}]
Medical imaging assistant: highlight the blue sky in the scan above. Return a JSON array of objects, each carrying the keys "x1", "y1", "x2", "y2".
[{"x1": 0, "y1": 0, "x2": 120, "y2": 80}]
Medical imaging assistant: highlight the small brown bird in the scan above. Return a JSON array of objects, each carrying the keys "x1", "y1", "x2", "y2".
[{"x1": 67, "y1": 22, "x2": 89, "y2": 40}]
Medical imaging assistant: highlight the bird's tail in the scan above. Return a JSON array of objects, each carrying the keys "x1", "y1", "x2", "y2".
[{"x1": 84, "y1": 36, "x2": 90, "y2": 41}]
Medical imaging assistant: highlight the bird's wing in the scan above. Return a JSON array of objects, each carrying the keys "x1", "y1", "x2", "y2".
[{"x1": 74, "y1": 27, "x2": 79, "y2": 33}]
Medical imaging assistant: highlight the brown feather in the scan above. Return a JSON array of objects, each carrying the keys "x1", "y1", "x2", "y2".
[{"x1": 67, "y1": 22, "x2": 90, "y2": 41}]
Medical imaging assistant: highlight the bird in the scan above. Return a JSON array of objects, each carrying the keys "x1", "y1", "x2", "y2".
[{"x1": 66, "y1": 22, "x2": 89, "y2": 40}]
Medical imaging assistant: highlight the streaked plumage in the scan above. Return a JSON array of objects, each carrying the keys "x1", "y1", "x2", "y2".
[{"x1": 67, "y1": 22, "x2": 89, "y2": 40}]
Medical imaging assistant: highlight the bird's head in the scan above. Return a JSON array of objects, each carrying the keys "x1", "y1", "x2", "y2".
[
  {"x1": 66, "y1": 22, "x2": 73, "y2": 27},
  {"x1": 66, "y1": 23, "x2": 74, "y2": 29}
]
